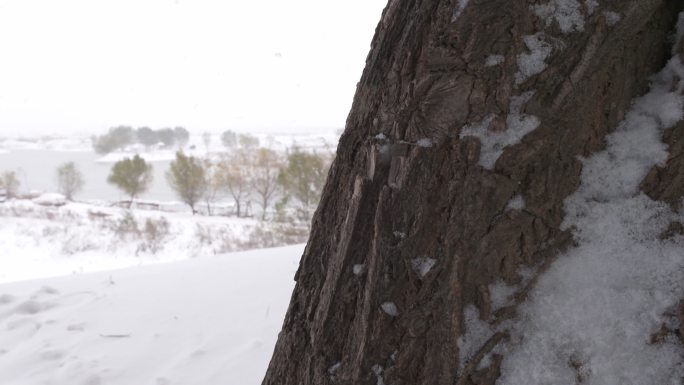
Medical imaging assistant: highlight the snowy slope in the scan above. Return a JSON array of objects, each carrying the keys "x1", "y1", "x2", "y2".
[
  {"x1": 0, "y1": 200, "x2": 270, "y2": 283},
  {"x1": 0, "y1": 245, "x2": 302, "y2": 385}
]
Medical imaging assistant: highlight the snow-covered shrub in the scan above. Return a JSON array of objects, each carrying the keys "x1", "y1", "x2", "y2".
[
  {"x1": 112, "y1": 211, "x2": 140, "y2": 240},
  {"x1": 139, "y1": 217, "x2": 170, "y2": 254},
  {"x1": 61, "y1": 232, "x2": 98, "y2": 255},
  {"x1": 193, "y1": 224, "x2": 240, "y2": 255},
  {"x1": 33, "y1": 193, "x2": 67, "y2": 207},
  {"x1": 245, "y1": 222, "x2": 310, "y2": 249}
]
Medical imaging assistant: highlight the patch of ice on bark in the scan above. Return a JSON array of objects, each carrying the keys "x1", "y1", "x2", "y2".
[
  {"x1": 372, "y1": 364, "x2": 385, "y2": 385},
  {"x1": 451, "y1": 0, "x2": 469, "y2": 22},
  {"x1": 411, "y1": 258, "x2": 436, "y2": 278},
  {"x1": 457, "y1": 305, "x2": 495, "y2": 372},
  {"x1": 416, "y1": 138, "x2": 433, "y2": 148},
  {"x1": 460, "y1": 92, "x2": 540, "y2": 169},
  {"x1": 603, "y1": 11, "x2": 621, "y2": 26},
  {"x1": 485, "y1": 54, "x2": 505, "y2": 67},
  {"x1": 533, "y1": 0, "x2": 585, "y2": 33},
  {"x1": 489, "y1": 281, "x2": 518, "y2": 312},
  {"x1": 515, "y1": 34, "x2": 553, "y2": 84},
  {"x1": 585, "y1": 0, "x2": 599, "y2": 15},
  {"x1": 505, "y1": 195, "x2": 525, "y2": 211},
  {"x1": 381, "y1": 302, "x2": 399, "y2": 317}
]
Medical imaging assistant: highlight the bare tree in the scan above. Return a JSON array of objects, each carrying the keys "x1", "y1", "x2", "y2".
[
  {"x1": 217, "y1": 151, "x2": 253, "y2": 217},
  {"x1": 202, "y1": 132, "x2": 212, "y2": 153},
  {"x1": 252, "y1": 147, "x2": 281, "y2": 220},
  {"x1": 0, "y1": 171, "x2": 20, "y2": 199},
  {"x1": 56, "y1": 162, "x2": 84, "y2": 201},
  {"x1": 201, "y1": 157, "x2": 222, "y2": 215}
]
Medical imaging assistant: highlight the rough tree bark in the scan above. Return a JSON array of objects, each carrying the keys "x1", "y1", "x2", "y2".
[{"x1": 263, "y1": 1, "x2": 684, "y2": 384}]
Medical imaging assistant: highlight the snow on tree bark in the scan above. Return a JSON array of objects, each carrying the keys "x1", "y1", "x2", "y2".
[{"x1": 263, "y1": 1, "x2": 684, "y2": 384}]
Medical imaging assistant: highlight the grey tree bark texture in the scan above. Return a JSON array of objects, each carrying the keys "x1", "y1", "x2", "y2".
[{"x1": 263, "y1": 1, "x2": 684, "y2": 384}]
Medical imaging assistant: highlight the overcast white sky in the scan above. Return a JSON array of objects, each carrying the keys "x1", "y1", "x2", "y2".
[{"x1": 0, "y1": 0, "x2": 387, "y2": 136}]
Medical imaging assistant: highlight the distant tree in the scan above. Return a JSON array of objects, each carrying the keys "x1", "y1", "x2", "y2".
[
  {"x1": 238, "y1": 133, "x2": 260, "y2": 148},
  {"x1": 157, "y1": 128, "x2": 176, "y2": 148},
  {"x1": 56, "y1": 162, "x2": 84, "y2": 201},
  {"x1": 201, "y1": 158, "x2": 222, "y2": 215},
  {"x1": 252, "y1": 148, "x2": 281, "y2": 220},
  {"x1": 202, "y1": 132, "x2": 212, "y2": 152},
  {"x1": 174, "y1": 127, "x2": 190, "y2": 147},
  {"x1": 277, "y1": 147, "x2": 329, "y2": 216},
  {"x1": 107, "y1": 155, "x2": 153, "y2": 207},
  {"x1": 166, "y1": 151, "x2": 207, "y2": 214},
  {"x1": 136, "y1": 127, "x2": 158, "y2": 149},
  {"x1": 93, "y1": 135, "x2": 117, "y2": 154},
  {"x1": 0, "y1": 171, "x2": 20, "y2": 199},
  {"x1": 217, "y1": 151, "x2": 253, "y2": 217},
  {"x1": 221, "y1": 130, "x2": 237, "y2": 148},
  {"x1": 93, "y1": 126, "x2": 134, "y2": 154}
]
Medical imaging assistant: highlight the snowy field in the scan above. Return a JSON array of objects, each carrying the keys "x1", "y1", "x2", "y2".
[
  {"x1": 0, "y1": 245, "x2": 302, "y2": 385},
  {"x1": 0, "y1": 196, "x2": 303, "y2": 384},
  {"x1": 0, "y1": 200, "x2": 275, "y2": 283}
]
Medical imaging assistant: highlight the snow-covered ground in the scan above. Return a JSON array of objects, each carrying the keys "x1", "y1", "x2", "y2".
[
  {"x1": 0, "y1": 244, "x2": 302, "y2": 385},
  {"x1": 0, "y1": 200, "x2": 284, "y2": 283},
  {"x1": 0, "y1": 195, "x2": 305, "y2": 384},
  {"x1": 0, "y1": 136, "x2": 93, "y2": 152}
]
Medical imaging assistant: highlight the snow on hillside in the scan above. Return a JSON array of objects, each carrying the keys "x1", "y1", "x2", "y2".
[
  {"x1": 0, "y1": 245, "x2": 302, "y2": 385},
  {"x1": 0, "y1": 200, "x2": 271, "y2": 283},
  {"x1": 0, "y1": 136, "x2": 93, "y2": 152}
]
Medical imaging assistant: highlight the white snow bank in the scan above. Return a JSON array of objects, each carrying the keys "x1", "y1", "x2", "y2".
[
  {"x1": 0, "y1": 201, "x2": 264, "y2": 283},
  {"x1": 0, "y1": 244, "x2": 303, "y2": 385},
  {"x1": 32, "y1": 193, "x2": 67, "y2": 206},
  {"x1": 95, "y1": 151, "x2": 178, "y2": 163},
  {"x1": 498, "y1": 35, "x2": 684, "y2": 384}
]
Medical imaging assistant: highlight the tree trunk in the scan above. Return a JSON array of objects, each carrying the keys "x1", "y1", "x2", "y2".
[
  {"x1": 261, "y1": 197, "x2": 269, "y2": 221},
  {"x1": 263, "y1": 1, "x2": 684, "y2": 384}
]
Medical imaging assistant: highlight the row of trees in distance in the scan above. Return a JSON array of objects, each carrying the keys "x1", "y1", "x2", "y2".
[
  {"x1": 105, "y1": 147, "x2": 329, "y2": 220},
  {"x1": 2, "y1": 133, "x2": 332, "y2": 222},
  {"x1": 0, "y1": 163, "x2": 84, "y2": 201},
  {"x1": 93, "y1": 126, "x2": 190, "y2": 154},
  {"x1": 94, "y1": 126, "x2": 264, "y2": 155}
]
